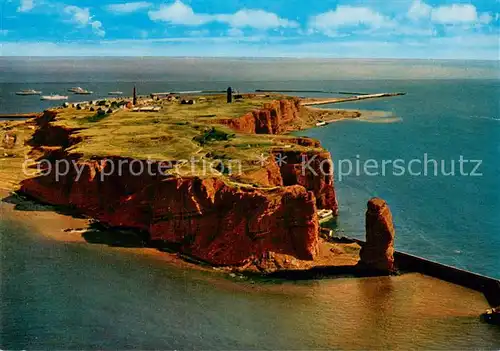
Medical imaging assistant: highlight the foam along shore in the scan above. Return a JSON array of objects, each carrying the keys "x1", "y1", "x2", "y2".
[
  {"x1": 311, "y1": 108, "x2": 401, "y2": 126},
  {"x1": 301, "y1": 92, "x2": 406, "y2": 106}
]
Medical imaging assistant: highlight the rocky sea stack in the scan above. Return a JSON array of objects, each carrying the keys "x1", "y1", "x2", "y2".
[{"x1": 359, "y1": 197, "x2": 396, "y2": 273}]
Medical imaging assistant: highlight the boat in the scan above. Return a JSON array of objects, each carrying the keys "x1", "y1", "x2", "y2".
[
  {"x1": 15, "y1": 89, "x2": 42, "y2": 96},
  {"x1": 315, "y1": 121, "x2": 327, "y2": 127},
  {"x1": 69, "y1": 87, "x2": 93, "y2": 94},
  {"x1": 108, "y1": 91, "x2": 123, "y2": 96},
  {"x1": 74, "y1": 90, "x2": 93, "y2": 95},
  {"x1": 318, "y1": 209, "x2": 334, "y2": 223},
  {"x1": 41, "y1": 95, "x2": 69, "y2": 101}
]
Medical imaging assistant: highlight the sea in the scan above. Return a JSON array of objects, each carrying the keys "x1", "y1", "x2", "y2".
[{"x1": 0, "y1": 58, "x2": 499, "y2": 349}]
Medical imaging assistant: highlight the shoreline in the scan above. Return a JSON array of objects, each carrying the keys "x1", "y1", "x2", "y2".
[
  {"x1": 2, "y1": 187, "x2": 499, "y2": 317},
  {"x1": 2, "y1": 92, "x2": 498, "y2": 305},
  {"x1": 0, "y1": 189, "x2": 363, "y2": 277}
]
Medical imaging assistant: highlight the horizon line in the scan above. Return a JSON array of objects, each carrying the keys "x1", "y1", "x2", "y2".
[{"x1": 1, "y1": 56, "x2": 499, "y2": 62}]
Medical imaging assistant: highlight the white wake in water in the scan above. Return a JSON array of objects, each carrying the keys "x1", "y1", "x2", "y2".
[{"x1": 469, "y1": 115, "x2": 500, "y2": 122}]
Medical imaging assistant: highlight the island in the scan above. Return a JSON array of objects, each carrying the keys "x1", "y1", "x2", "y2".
[
  {"x1": 1, "y1": 91, "x2": 499, "y2": 324},
  {"x1": 0, "y1": 92, "x2": 375, "y2": 271}
]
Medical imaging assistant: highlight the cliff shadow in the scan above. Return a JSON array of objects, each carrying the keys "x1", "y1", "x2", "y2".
[
  {"x1": 79, "y1": 222, "x2": 149, "y2": 248},
  {"x1": 2, "y1": 192, "x2": 86, "y2": 219}
]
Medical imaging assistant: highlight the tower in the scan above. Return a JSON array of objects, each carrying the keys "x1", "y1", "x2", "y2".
[
  {"x1": 226, "y1": 86, "x2": 233, "y2": 104},
  {"x1": 133, "y1": 85, "x2": 137, "y2": 106}
]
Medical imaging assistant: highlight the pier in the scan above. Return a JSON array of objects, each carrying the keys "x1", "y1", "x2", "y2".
[
  {"x1": 301, "y1": 92, "x2": 406, "y2": 107},
  {"x1": 255, "y1": 89, "x2": 370, "y2": 95}
]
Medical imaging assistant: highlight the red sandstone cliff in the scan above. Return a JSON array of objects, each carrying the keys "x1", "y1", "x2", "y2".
[
  {"x1": 217, "y1": 98, "x2": 303, "y2": 134},
  {"x1": 218, "y1": 99, "x2": 338, "y2": 213},
  {"x1": 21, "y1": 159, "x2": 319, "y2": 266},
  {"x1": 19, "y1": 105, "x2": 339, "y2": 266},
  {"x1": 274, "y1": 149, "x2": 337, "y2": 214}
]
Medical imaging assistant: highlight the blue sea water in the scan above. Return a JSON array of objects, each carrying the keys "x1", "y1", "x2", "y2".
[
  {"x1": 1, "y1": 58, "x2": 500, "y2": 350},
  {"x1": 296, "y1": 79, "x2": 500, "y2": 279},
  {"x1": 0, "y1": 58, "x2": 498, "y2": 278}
]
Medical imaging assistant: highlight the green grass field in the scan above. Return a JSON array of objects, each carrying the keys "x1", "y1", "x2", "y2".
[{"x1": 41, "y1": 94, "x2": 324, "y2": 185}]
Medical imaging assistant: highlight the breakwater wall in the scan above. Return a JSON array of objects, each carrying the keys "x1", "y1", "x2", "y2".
[
  {"x1": 394, "y1": 250, "x2": 500, "y2": 307},
  {"x1": 255, "y1": 89, "x2": 369, "y2": 95},
  {"x1": 351, "y1": 235, "x2": 500, "y2": 306},
  {"x1": 301, "y1": 93, "x2": 406, "y2": 107},
  {"x1": 265, "y1": 235, "x2": 500, "y2": 307}
]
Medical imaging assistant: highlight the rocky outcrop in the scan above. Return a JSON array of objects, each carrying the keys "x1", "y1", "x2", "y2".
[
  {"x1": 275, "y1": 150, "x2": 338, "y2": 214},
  {"x1": 359, "y1": 198, "x2": 396, "y2": 273},
  {"x1": 217, "y1": 98, "x2": 303, "y2": 134},
  {"x1": 21, "y1": 159, "x2": 319, "y2": 266},
  {"x1": 217, "y1": 99, "x2": 338, "y2": 213}
]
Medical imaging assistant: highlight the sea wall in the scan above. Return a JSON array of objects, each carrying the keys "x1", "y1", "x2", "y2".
[{"x1": 394, "y1": 251, "x2": 500, "y2": 307}]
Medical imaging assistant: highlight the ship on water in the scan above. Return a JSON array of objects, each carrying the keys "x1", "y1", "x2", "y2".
[
  {"x1": 69, "y1": 87, "x2": 93, "y2": 95},
  {"x1": 15, "y1": 89, "x2": 42, "y2": 96},
  {"x1": 40, "y1": 95, "x2": 69, "y2": 101}
]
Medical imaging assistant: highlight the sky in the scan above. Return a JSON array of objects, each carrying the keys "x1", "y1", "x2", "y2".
[{"x1": 0, "y1": 0, "x2": 499, "y2": 59}]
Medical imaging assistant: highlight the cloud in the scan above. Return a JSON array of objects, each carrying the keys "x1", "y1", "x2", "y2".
[
  {"x1": 408, "y1": 1, "x2": 493, "y2": 25},
  {"x1": 187, "y1": 29, "x2": 210, "y2": 37},
  {"x1": 138, "y1": 30, "x2": 149, "y2": 39},
  {"x1": 1, "y1": 34, "x2": 498, "y2": 61},
  {"x1": 64, "y1": 6, "x2": 106, "y2": 37},
  {"x1": 432, "y1": 4, "x2": 484, "y2": 24},
  {"x1": 216, "y1": 10, "x2": 298, "y2": 29},
  {"x1": 17, "y1": 0, "x2": 34, "y2": 12},
  {"x1": 309, "y1": 6, "x2": 396, "y2": 35},
  {"x1": 148, "y1": 0, "x2": 297, "y2": 29},
  {"x1": 408, "y1": 0, "x2": 431, "y2": 21},
  {"x1": 149, "y1": 0, "x2": 210, "y2": 25},
  {"x1": 309, "y1": 2, "x2": 495, "y2": 38},
  {"x1": 106, "y1": 2, "x2": 152, "y2": 14},
  {"x1": 228, "y1": 28, "x2": 244, "y2": 37}
]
